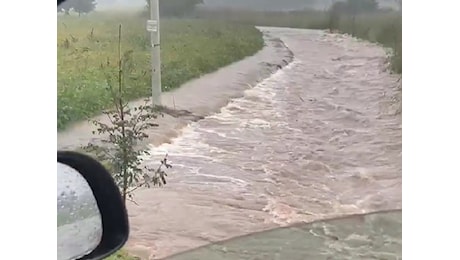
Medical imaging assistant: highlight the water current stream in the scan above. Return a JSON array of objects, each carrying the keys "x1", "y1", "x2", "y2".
[{"x1": 125, "y1": 27, "x2": 402, "y2": 259}]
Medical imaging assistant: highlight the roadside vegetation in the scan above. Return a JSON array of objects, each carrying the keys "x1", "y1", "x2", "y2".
[
  {"x1": 105, "y1": 250, "x2": 140, "y2": 260},
  {"x1": 57, "y1": 12, "x2": 264, "y2": 130},
  {"x1": 196, "y1": 0, "x2": 401, "y2": 74}
]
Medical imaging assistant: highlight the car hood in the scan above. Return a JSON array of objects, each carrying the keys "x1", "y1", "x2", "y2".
[{"x1": 163, "y1": 210, "x2": 402, "y2": 260}]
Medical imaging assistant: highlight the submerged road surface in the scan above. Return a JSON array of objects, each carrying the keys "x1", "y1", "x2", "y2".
[{"x1": 125, "y1": 27, "x2": 402, "y2": 259}]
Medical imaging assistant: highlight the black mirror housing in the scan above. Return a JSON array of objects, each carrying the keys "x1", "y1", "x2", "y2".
[{"x1": 57, "y1": 151, "x2": 129, "y2": 260}]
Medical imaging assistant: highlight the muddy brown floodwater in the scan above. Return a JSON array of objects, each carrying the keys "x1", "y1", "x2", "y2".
[{"x1": 124, "y1": 27, "x2": 402, "y2": 259}]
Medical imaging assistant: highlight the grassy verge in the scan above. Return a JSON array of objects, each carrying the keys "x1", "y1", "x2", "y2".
[
  {"x1": 57, "y1": 12, "x2": 264, "y2": 130},
  {"x1": 104, "y1": 250, "x2": 140, "y2": 260},
  {"x1": 195, "y1": 8, "x2": 401, "y2": 73}
]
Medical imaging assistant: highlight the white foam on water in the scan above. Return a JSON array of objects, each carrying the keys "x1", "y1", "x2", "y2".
[
  {"x1": 194, "y1": 173, "x2": 249, "y2": 187},
  {"x1": 212, "y1": 80, "x2": 293, "y2": 128},
  {"x1": 275, "y1": 121, "x2": 303, "y2": 133},
  {"x1": 143, "y1": 60, "x2": 298, "y2": 164},
  {"x1": 196, "y1": 128, "x2": 229, "y2": 139},
  {"x1": 145, "y1": 126, "x2": 225, "y2": 158},
  {"x1": 239, "y1": 118, "x2": 272, "y2": 129}
]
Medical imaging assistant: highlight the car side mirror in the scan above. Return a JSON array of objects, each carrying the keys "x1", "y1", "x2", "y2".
[{"x1": 57, "y1": 151, "x2": 129, "y2": 260}]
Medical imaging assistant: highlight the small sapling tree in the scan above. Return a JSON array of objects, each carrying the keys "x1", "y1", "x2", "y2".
[{"x1": 84, "y1": 24, "x2": 171, "y2": 204}]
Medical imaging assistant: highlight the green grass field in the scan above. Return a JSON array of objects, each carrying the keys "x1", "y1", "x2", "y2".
[
  {"x1": 195, "y1": 9, "x2": 401, "y2": 74},
  {"x1": 57, "y1": 12, "x2": 264, "y2": 130}
]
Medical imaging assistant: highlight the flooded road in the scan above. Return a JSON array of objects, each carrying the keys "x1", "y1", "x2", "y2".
[{"x1": 126, "y1": 27, "x2": 402, "y2": 259}]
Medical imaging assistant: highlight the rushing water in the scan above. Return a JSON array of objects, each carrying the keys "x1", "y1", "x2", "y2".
[{"x1": 126, "y1": 28, "x2": 401, "y2": 259}]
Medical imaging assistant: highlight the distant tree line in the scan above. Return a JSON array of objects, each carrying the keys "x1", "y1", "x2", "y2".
[
  {"x1": 198, "y1": 0, "x2": 319, "y2": 11},
  {"x1": 328, "y1": 0, "x2": 380, "y2": 32},
  {"x1": 57, "y1": 0, "x2": 96, "y2": 15},
  {"x1": 330, "y1": 0, "x2": 379, "y2": 15},
  {"x1": 145, "y1": 0, "x2": 204, "y2": 17}
]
